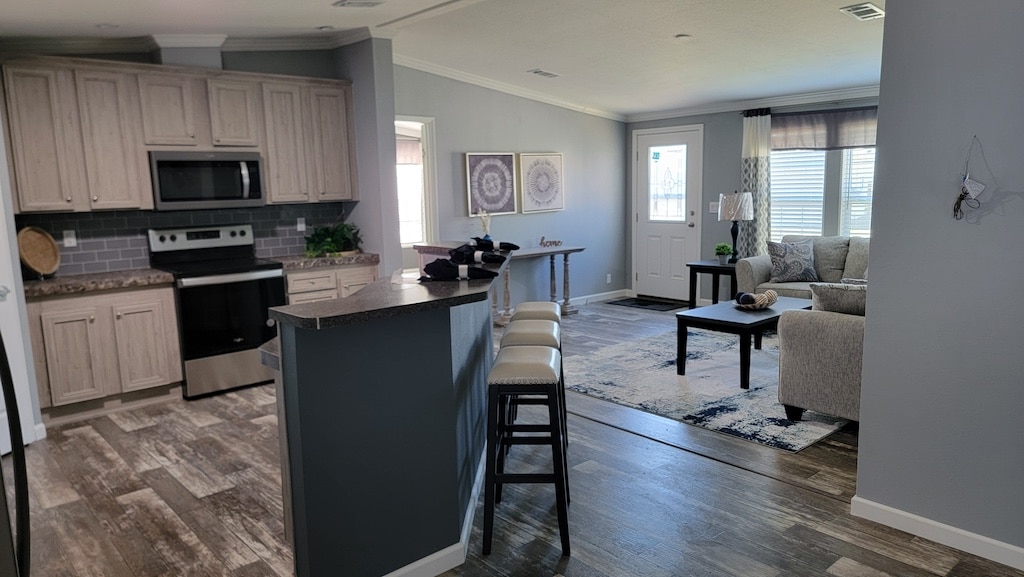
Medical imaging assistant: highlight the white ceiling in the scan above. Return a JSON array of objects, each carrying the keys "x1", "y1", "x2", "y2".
[{"x1": 0, "y1": 0, "x2": 886, "y2": 121}]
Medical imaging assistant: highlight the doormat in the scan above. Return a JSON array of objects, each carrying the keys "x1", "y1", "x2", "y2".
[
  {"x1": 606, "y1": 297, "x2": 687, "y2": 312},
  {"x1": 564, "y1": 328, "x2": 847, "y2": 452}
]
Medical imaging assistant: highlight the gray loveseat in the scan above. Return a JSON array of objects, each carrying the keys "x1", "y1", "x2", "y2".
[{"x1": 736, "y1": 235, "x2": 869, "y2": 299}]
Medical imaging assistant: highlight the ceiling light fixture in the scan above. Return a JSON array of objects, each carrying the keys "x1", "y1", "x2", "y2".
[
  {"x1": 840, "y1": 2, "x2": 885, "y2": 21},
  {"x1": 95, "y1": 23, "x2": 120, "y2": 29}
]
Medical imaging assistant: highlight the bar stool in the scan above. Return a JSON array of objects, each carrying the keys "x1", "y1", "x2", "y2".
[
  {"x1": 483, "y1": 345, "x2": 570, "y2": 556},
  {"x1": 510, "y1": 300, "x2": 561, "y2": 323},
  {"x1": 498, "y1": 319, "x2": 567, "y2": 454}
]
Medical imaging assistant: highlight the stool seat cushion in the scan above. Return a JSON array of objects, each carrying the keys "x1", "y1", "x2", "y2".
[
  {"x1": 500, "y1": 319, "x2": 561, "y2": 349},
  {"x1": 488, "y1": 346, "x2": 561, "y2": 385},
  {"x1": 511, "y1": 301, "x2": 561, "y2": 323}
]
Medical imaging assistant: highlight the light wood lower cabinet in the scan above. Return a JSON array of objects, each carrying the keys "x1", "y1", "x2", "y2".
[
  {"x1": 28, "y1": 286, "x2": 182, "y2": 408},
  {"x1": 286, "y1": 264, "x2": 377, "y2": 304}
]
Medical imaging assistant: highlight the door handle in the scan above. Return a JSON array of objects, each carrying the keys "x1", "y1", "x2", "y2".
[{"x1": 687, "y1": 222, "x2": 695, "y2": 228}]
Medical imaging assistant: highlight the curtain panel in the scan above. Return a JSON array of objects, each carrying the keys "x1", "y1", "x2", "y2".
[
  {"x1": 739, "y1": 109, "x2": 772, "y2": 258},
  {"x1": 396, "y1": 139, "x2": 423, "y2": 165},
  {"x1": 770, "y1": 106, "x2": 877, "y2": 150}
]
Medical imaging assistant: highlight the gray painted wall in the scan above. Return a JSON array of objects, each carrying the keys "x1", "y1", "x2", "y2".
[
  {"x1": 856, "y1": 0, "x2": 1024, "y2": 550},
  {"x1": 393, "y1": 66, "x2": 628, "y2": 304}
]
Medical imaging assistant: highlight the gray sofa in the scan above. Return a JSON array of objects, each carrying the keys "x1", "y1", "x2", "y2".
[
  {"x1": 736, "y1": 235, "x2": 869, "y2": 299},
  {"x1": 776, "y1": 282, "x2": 867, "y2": 422}
]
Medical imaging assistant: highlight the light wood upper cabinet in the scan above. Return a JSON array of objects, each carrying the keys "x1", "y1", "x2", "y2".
[
  {"x1": 29, "y1": 286, "x2": 183, "y2": 408},
  {"x1": 308, "y1": 85, "x2": 357, "y2": 202},
  {"x1": 262, "y1": 82, "x2": 310, "y2": 203},
  {"x1": 263, "y1": 80, "x2": 358, "y2": 204},
  {"x1": 208, "y1": 78, "x2": 261, "y2": 147},
  {"x1": 74, "y1": 68, "x2": 153, "y2": 210},
  {"x1": 2, "y1": 64, "x2": 89, "y2": 212},
  {"x1": 138, "y1": 73, "x2": 198, "y2": 145}
]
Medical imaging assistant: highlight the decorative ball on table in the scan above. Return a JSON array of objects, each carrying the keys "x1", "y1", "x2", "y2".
[{"x1": 734, "y1": 289, "x2": 778, "y2": 310}]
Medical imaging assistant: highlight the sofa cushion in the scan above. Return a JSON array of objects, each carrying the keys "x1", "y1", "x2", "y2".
[
  {"x1": 784, "y1": 235, "x2": 850, "y2": 282},
  {"x1": 811, "y1": 282, "x2": 867, "y2": 316},
  {"x1": 842, "y1": 237, "x2": 870, "y2": 280},
  {"x1": 758, "y1": 281, "x2": 815, "y2": 298},
  {"x1": 768, "y1": 239, "x2": 818, "y2": 283}
]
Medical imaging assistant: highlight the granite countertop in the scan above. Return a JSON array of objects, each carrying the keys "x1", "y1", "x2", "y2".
[
  {"x1": 269, "y1": 260, "x2": 507, "y2": 331},
  {"x1": 23, "y1": 253, "x2": 382, "y2": 298}
]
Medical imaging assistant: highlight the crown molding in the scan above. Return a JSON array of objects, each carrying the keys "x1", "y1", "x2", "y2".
[
  {"x1": 152, "y1": 34, "x2": 227, "y2": 48},
  {"x1": 0, "y1": 36, "x2": 158, "y2": 55},
  {"x1": 625, "y1": 86, "x2": 881, "y2": 123},
  {"x1": 393, "y1": 54, "x2": 625, "y2": 122},
  {"x1": 222, "y1": 28, "x2": 372, "y2": 52}
]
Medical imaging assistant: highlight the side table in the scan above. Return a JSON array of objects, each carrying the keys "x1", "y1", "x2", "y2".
[{"x1": 686, "y1": 260, "x2": 737, "y2": 309}]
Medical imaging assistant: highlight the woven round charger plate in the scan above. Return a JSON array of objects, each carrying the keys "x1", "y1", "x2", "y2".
[{"x1": 17, "y1": 226, "x2": 60, "y2": 276}]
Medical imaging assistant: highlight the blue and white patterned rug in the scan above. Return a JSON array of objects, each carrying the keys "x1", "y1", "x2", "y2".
[{"x1": 564, "y1": 329, "x2": 847, "y2": 452}]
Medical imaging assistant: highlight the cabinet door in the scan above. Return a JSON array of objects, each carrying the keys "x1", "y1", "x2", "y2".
[
  {"x1": 263, "y1": 82, "x2": 310, "y2": 203},
  {"x1": 308, "y1": 85, "x2": 355, "y2": 201},
  {"x1": 40, "y1": 307, "x2": 109, "y2": 406},
  {"x1": 2, "y1": 64, "x2": 88, "y2": 212},
  {"x1": 75, "y1": 69, "x2": 151, "y2": 210},
  {"x1": 208, "y1": 79, "x2": 261, "y2": 146},
  {"x1": 138, "y1": 73, "x2": 197, "y2": 145},
  {"x1": 112, "y1": 296, "x2": 180, "y2": 392},
  {"x1": 337, "y1": 266, "x2": 377, "y2": 298}
]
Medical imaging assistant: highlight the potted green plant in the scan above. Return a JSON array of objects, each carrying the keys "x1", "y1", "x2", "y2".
[
  {"x1": 305, "y1": 223, "x2": 362, "y2": 258},
  {"x1": 714, "y1": 242, "x2": 733, "y2": 265}
]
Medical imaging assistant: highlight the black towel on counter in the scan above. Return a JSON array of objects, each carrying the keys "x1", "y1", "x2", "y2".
[
  {"x1": 471, "y1": 237, "x2": 520, "y2": 252},
  {"x1": 449, "y1": 244, "x2": 506, "y2": 265},
  {"x1": 421, "y1": 258, "x2": 499, "y2": 281}
]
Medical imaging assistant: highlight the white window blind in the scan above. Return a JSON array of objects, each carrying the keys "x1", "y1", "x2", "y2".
[
  {"x1": 840, "y1": 147, "x2": 875, "y2": 237},
  {"x1": 769, "y1": 149, "x2": 825, "y2": 241}
]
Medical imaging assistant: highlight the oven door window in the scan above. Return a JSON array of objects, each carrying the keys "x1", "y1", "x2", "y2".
[{"x1": 177, "y1": 277, "x2": 284, "y2": 360}]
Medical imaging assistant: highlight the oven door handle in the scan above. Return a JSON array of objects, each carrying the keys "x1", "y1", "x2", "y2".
[{"x1": 177, "y1": 268, "x2": 283, "y2": 288}]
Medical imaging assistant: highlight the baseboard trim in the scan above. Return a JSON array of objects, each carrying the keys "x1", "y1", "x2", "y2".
[
  {"x1": 851, "y1": 496, "x2": 1024, "y2": 571},
  {"x1": 381, "y1": 449, "x2": 486, "y2": 577},
  {"x1": 572, "y1": 289, "x2": 633, "y2": 306}
]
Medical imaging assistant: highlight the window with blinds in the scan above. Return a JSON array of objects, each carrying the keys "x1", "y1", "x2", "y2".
[
  {"x1": 769, "y1": 149, "x2": 826, "y2": 241},
  {"x1": 840, "y1": 147, "x2": 875, "y2": 237}
]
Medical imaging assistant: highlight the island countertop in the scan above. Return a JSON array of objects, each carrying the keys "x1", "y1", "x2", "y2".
[{"x1": 268, "y1": 261, "x2": 506, "y2": 331}]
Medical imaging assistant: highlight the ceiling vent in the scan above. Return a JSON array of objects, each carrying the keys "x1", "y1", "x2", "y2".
[
  {"x1": 528, "y1": 69, "x2": 560, "y2": 79},
  {"x1": 332, "y1": 0, "x2": 384, "y2": 7},
  {"x1": 840, "y1": 3, "x2": 885, "y2": 21}
]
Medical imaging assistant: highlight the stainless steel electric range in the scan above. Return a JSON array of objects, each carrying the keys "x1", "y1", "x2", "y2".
[{"x1": 148, "y1": 224, "x2": 285, "y2": 398}]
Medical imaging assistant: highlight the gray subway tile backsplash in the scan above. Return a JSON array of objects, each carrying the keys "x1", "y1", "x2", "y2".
[{"x1": 15, "y1": 203, "x2": 352, "y2": 279}]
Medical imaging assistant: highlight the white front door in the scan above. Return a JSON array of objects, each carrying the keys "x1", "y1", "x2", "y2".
[{"x1": 633, "y1": 126, "x2": 703, "y2": 301}]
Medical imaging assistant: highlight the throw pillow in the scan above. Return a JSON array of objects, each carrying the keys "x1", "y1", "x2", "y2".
[
  {"x1": 811, "y1": 282, "x2": 867, "y2": 316},
  {"x1": 840, "y1": 278, "x2": 868, "y2": 285},
  {"x1": 767, "y1": 239, "x2": 818, "y2": 283}
]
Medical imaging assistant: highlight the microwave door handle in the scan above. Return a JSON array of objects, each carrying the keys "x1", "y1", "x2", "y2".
[{"x1": 240, "y1": 161, "x2": 251, "y2": 199}]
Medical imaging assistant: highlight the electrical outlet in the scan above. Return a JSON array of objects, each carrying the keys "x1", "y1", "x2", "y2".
[
  {"x1": 297, "y1": 217, "x2": 306, "y2": 232},
  {"x1": 606, "y1": 273, "x2": 612, "y2": 284},
  {"x1": 63, "y1": 230, "x2": 77, "y2": 247},
  {"x1": 709, "y1": 201, "x2": 720, "y2": 213}
]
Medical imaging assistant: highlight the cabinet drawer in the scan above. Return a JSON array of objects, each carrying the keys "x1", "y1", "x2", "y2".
[
  {"x1": 287, "y1": 270, "x2": 338, "y2": 294},
  {"x1": 336, "y1": 267, "x2": 376, "y2": 286},
  {"x1": 288, "y1": 289, "x2": 339, "y2": 304}
]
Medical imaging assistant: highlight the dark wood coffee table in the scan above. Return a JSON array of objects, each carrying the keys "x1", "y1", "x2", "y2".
[{"x1": 676, "y1": 296, "x2": 812, "y2": 389}]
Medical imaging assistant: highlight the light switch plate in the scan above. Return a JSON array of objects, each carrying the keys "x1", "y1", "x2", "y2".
[
  {"x1": 709, "y1": 201, "x2": 720, "y2": 213},
  {"x1": 297, "y1": 217, "x2": 306, "y2": 232},
  {"x1": 63, "y1": 230, "x2": 77, "y2": 247}
]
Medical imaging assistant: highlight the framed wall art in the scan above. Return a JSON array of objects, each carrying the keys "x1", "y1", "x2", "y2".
[
  {"x1": 465, "y1": 152, "x2": 517, "y2": 216},
  {"x1": 519, "y1": 153, "x2": 564, "y2": 213}
]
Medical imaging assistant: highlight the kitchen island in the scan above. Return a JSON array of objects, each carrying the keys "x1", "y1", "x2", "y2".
[{"x1": 267, "y1": 267, "x2": 502, "y2": 577}]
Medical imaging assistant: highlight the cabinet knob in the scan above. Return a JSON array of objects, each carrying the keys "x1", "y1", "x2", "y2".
[
  {"x1": 65, "y1": 196, "x2": 72, "y2": 202},
  {"x1": 116, "y1": 312, "x2": 122, "y2": 320},
  {"x1": 89, "y1": 315, "x2": 95, "y2": 322},
  {"x1": 92, "y1": 196, "x2": 98, "y2": 202}
]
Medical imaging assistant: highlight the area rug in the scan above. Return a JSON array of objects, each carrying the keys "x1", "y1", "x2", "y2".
[
  {"x1": 606, "y1": 297, "x2": 687, "y2": 311},
  {"x1": 563, "y1": 329, "x2": 847, "y2": 452}
]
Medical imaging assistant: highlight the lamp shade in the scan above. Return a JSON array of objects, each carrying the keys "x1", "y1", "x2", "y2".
[{"x1": 718, "y1": 191, "x2": 754, "y2": 221}]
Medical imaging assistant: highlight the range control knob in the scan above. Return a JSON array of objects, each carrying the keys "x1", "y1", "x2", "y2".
[
  {"x1": 230, "y1": 230, "x2": 237, "y2": 237},
  {"x1": 158, "y1": 235, "x2": 166, "y2": 243},
  {"x1": 239, "y1": 229, "x2": 247, "y2": 237},
  {"x1": 169, "y1": 234, "x2": 177, "y2": 242}
]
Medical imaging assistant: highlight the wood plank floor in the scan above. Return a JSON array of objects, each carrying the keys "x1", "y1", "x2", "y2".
[{"x1": 3, "y1": 301, "x2": 1021, "y2": 577}]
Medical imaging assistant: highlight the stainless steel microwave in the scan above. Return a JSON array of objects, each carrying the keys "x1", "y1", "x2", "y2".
[{"x1": 150, "y1": 151, "x2": 264, "y2": 211}]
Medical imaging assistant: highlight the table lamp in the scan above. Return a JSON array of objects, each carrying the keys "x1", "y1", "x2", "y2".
[{"x1": 718, "y1": 191, "x2": 754, "y2": 263}]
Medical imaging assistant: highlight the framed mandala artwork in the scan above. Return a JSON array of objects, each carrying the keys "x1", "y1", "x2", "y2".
[
  {"x1": 465, "y1": 153, "x2": 517, "y2": 216},
  {"x1": 519, "y1": 153, "x2": 564, "y2": 213}
]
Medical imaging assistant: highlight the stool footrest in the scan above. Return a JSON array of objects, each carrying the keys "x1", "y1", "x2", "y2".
[{"x1": 494, "y1": 473, "x2": 559, "y2": 484}]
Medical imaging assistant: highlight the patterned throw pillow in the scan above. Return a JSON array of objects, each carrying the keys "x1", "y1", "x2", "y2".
[{"x1": 767, "y1": 239, "x2": 818, "y2": 283}]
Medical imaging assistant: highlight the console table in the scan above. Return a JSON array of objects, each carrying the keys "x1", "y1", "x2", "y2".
[{"x1": 686, "y1": 260, "x2": 737, "y2": 309}]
